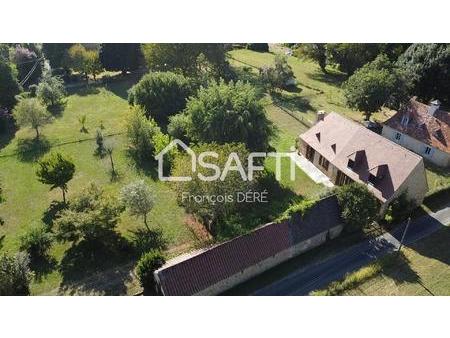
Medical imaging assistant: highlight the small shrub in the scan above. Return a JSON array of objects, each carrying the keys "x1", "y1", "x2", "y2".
[
  {"x1": 385, "y1": 192, "x2": 416, "y2": 224},
  {"x1": 136, "y1": 250, "x2": 166, "y2": 294},
  {"x1": 19, "y1": 226, "x2": 53, "y2": 261},
  {"x1": 95, "y1": 129, "x2": 105, "y2": 156},
  {"x1": 0, "y1": 252, "x2": 33, "y2": 296}
]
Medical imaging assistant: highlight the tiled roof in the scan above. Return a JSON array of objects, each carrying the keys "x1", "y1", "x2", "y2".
[
  {"x1": 299, "y1": 113, "x2": 424, "y2": 202},
  {"x1": 155, "y1": 196, "x2": 342, "y2": 296},
  {"x1": 384, "y1": 98, "x2": 450, "y2": 154}
]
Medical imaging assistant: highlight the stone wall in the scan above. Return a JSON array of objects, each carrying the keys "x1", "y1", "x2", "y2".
[{"x1": 193, "y1": 224, "x2": 344, "y2": 296}]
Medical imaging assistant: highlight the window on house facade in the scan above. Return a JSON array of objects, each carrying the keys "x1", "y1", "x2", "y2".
[
  {"x1": 318, "y1": 155, "x2": 329, "y2": 171},
  {"x1": 395, "y1": 132, "x2": 402, "y2": 141},
  {"x1": 401, "y1": 115, "x2": 409, "y2": 126},
  {"x1": 347, "y1": 159, "x2": 355, "y2": 170},
  {"x1": 424, "y1": 146, "x2": 432, "y2": 155},
  {"x1": 368, "y1": 173, "x2": 377, "y2": 186}
]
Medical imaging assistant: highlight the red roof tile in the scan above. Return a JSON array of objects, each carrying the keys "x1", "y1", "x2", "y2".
[{"x1": 384, "y1": 98, "x2": 450, "y2": 154}]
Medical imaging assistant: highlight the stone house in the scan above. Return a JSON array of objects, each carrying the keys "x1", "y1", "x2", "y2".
[
  {"x1": 154, "y1": 196, "x2": 343, "y2": 296},
  {"x1": 382, "y1": 98, "x2": 450, "y2": 168},
  {"x1": 298, "y1": 112, "x2": 428, "y2": 213}
]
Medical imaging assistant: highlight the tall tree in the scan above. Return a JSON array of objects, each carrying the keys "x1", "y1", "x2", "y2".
[
  {"x1": 397, "y1": 43, "x2": 450, "y2": 105},
  {"x1": 0, "y1": 252, "x2": 33, "y2": 296},
  {"x1": 36, "y1": 74, "x2": 66, "y2": 107},
  {"x1": 64, "y1": 44, "x2": 103, "y2": 81},
  {"x1": 42, "y1": 43, "x2": 73, "y2": 69},
  {"x1": 0, "y1": 59, "x2": 20, "y2": 109},
  {"x1": 36, "y1": 152, "x2": 75, "y2": 203},
  {"x1": 12, "y1": 98, "x2": 50, "y2": 138},
  {"x1": 120, "y1": 180, "x2": 155, "y2": 231},
  {"x1": 327, "y1": 43, "x2": 383, "y2": 75},
  {"x1": 343, "y1": 54, "x2": 410, "y2": 120},
  {"x1": 141, "y1": 43, "x2": 230, "y2": 79},
  {"x1": 184, "y1": 80, "x2": 274, "y2": 152},
  {"x1": 99, "y1": 43, "x2": 142, "y2": 74},
  {"x1": 55, "y1": 183, "x2": 123, "y2": 243},
  {"x1": 12, "y1": 45, "x2": 43, "y2": 87},
  {"x1": 336, "y1": 182, "x2": 379, "y2": 232},
  {"x1": 295, "y1": 44, "x2": 327, "y2": 72},
  {"x1": 128, "y1": 71, "x2": 192, "y2": 125}
]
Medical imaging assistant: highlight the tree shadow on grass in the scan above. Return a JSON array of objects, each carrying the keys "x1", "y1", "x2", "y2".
[
  {"x1": 307, "y1": 70, "x2": 347, "y2": 87},
  {"x1": 67, "y1": 85, "x2": 100, "y2": 97},
  {"x1": 47, "y1": 101, "x2": 67, "y2": 118},
  {"x1": 58, "y1": 234, "x2": 133, "y2": 295},
  {"x1": 31, "y1": 255, "x2": 58, "y2": 282},
  {"x1": 16, "y1": 137, "x2": 51, "y2": 162},
  {"x1": 42, "y1": 201, "x2": 67, "y2": 228},
  {"x1": 126, "y1": 151, "x2": 159, "y2": 180},
  {"x1": 380, "y1": 251, "x2": 421, "y2": 285},
  {"x1": 271, "y1": 91, "x2": 314, "y2": 114},
  {"x1": 0, "y1": 119, "x2": 17, "y2": 151},
  {"x1": 128, "y1": 227, "x2": 168, "y2": 256}
]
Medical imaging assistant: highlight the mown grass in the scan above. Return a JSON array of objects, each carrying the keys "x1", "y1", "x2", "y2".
[
  {"x1": 0, "y1": 81, "x2": 193, "y2": 294},
  {"x1": 228, "y1": 47, "x2": 449, "y2": 201},
  {"x1": 312, "y1": 225, "x2": 450, "y2": 296}
]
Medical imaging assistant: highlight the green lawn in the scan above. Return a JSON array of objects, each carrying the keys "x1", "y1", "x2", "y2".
[
  {"x1": 340, "y1": 225, "x2": 450, "y2": 296},
  {"x1": 228, "y1": 47, "x2": 449, "y2": 197},
  {"x1": 0, "y1": 80, "x2": 194, "y2": 295}
]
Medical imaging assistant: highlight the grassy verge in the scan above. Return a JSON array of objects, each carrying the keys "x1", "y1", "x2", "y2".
[{"x1": 312, "y1": 225, "x2": 450, "y2": 296}]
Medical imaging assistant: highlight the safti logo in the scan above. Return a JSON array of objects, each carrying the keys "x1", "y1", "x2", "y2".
[{"x1": 155, "y1": 139, "x2": 297, "y2": 182}]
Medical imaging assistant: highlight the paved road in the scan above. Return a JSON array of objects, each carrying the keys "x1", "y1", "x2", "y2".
[{"x1": 253, "y1": 204, "x2": 450, "y2": 296}]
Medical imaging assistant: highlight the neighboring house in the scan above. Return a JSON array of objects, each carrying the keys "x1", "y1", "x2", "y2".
[
  {"x1": 298, "y1": 112, "x2": 428, "y2": 213},
  {"x1": 154, "y1": 196, "x2": 343, "y2": 296},
  {"x1": 382, "y1": 98, "x2": 450, "y2": 168}
]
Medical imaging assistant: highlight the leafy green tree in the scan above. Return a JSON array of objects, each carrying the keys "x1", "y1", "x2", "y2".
[
  {"x1": 0, "y1": 181, "x2": 4, "y2": 226},
  {"x1": 327, "y1": 43, "x2": 383, "y2": 75},
  {"x1": 295, "y1": 43, "x2": 328, "y2": 72},
  {"x1": 120, "y1": 180, "x2": 155, "y2": 231},
  {"x1": 128, "y1": 71, "x2": 192, "y2": 125},
  {"x1": 385, "y1": 192, "x2": 416, "y2": 224},
  {"x1": 85, "y1": 50, "x2": 103, "y2": 81},
  {"x1": 125, "y1": 107, "x2": 160, "y2": 162},
  {"x1": 36, "y1": 74, "x2": 66, "y2": 107},
  {"x1": 336, "y1": 182, "x2": 379, "y2": 232},
  {"x1": 12, "y1": 46, "x2": 43, "y2": 87},
  {"x1": 54, "y1": 183, "x2": 124, "y2": 243},
  {"x1": 36, "y1": 152, "x2": 75, "y2": 203},
  {"x1": 136, "y1": 250, "x2": 165, "y2": 294},
  {"x1": 42, "y1": 43, "x2": 73, "y2": 69},
  {"x1": 19, "y1": 225, "x2": 53, "y2": 261},
  {"x1": 0, "y1": 59, "x2": 21, "y2": 109},
  {"x1": 343, "y1": 54, "x2": 410, "y2": 120},
  {"x1": 99, "y1": 43, "x2": 142, "y2": 74},
  {"x1": 260, "y1": 54, "x2": 295, "y2": 91},
  {"x1": 12, "y1": 98, "x2": 50, "y2": 138},
  {"x1": 141, "y1": 43, "x2": 230, "y2": 78},
  {"x1": 167, "y1": 113, "x2": 191, "y2": 143},
  {"x1": 172, "y1": 143, "x2": 255, "y2": 235},
  {"x1": 247, "y1": 43, "x2": 269, "y2": 52},
  {"x1": 0, "y1": 252, "x2": 33, "y2": 296},
  {"x1": 397, "y1": 43, "x2": 450, "y2": 105},
  {"x1": 184, "y1": 80, "x2": 274, "y2": 152},
  {"x1": 65, "y1": 44, "x2": 103, "y2": 81}
]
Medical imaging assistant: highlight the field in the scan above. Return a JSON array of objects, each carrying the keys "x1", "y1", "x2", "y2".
[
  {"x1": 0, "y1": 78, "x2": 194, "y2": 295},
  {"x1": 340, "y1": 225, "x2": 450, "y2": 296},
  {"x1": 229, "y1": 47, "x2": 450, "y2": 193}
]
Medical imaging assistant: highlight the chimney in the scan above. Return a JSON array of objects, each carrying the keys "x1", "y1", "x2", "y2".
[
  {"x1": 428, "y1": 99, "x2": 441, "y2": 116},
  {"x1": 316, "y1": 110, "x2": 326, "y2": 123}
]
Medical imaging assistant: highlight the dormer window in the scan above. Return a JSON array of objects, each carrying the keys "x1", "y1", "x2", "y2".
[
  {"x1": 347, "y1": 159, "x2": 355, "y2": 170},
  {"x1": 331, "y1": 143, "x2": 336, "y2": 153},
  {"x1": 315, "y1": 132, "x2": 321, "y2": 142},
  {"x1": 368, "y1": 173, "x2": 377, "y2": 186},
  {"x1": 401, "y1": 115, "x2": 409, "y2": 126}
]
